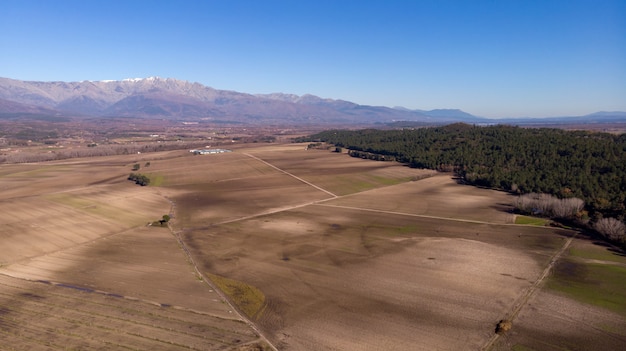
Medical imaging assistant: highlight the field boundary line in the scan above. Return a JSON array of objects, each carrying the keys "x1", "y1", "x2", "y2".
[
  {"x1": 481, "y1": 233, "x2": 577, "y2": 351},
  {"x1": 243, "y1": 153, "x2": 338, "y2": 198},
  {"x1": 316, "y1": 203, "x2": 532, "y2": 227},
  {"x1": 0, "y1": 272, "x2": 236, "y2": 320},
  {"x1": 316, "y1": 203, "x2": 573, "y2": 230}
]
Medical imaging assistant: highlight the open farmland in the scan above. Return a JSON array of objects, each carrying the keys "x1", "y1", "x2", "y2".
[
  {"x1": 0, "y1": 151, "x2": 271, "y2": 350},
  {"x1": 2, "y1": 142, "x2": 625, "y2": 350}
]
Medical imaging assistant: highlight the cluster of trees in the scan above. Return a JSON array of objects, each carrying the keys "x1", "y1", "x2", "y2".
[
  {"x1": 128, "y1": 173, "x2": 150, "y2": 186},
  {"x1": 347, "y1": 150, "x2": 395, "y2": 161},
  {"x1": 299, "y1": 124, "x2": 626, "y2": 238},
  {"x1": 514, "y1": 193, "x2": 585, "y2": 219}
]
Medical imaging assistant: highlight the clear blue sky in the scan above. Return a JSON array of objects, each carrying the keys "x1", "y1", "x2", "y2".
[{"x1": 1, "y1": 0, "x2": 624, "y2": 118}]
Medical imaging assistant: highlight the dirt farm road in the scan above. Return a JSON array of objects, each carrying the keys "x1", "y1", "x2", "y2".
[
  {"x1": 168, "y1": 224, "x2": 280, "y2": 351},
  {"x1": 480, "y1": 233, "x2": 576, "y2": 350},
  {"x1": 243, "y1": 153, "x2": 339, "y2": 198}
]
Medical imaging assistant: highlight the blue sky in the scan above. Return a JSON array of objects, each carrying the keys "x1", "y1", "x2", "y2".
[{"x1": 1, "y1": 0, "x2": 624, "y2": 118}]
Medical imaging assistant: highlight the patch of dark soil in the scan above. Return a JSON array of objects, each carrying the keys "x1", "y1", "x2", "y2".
[
  {"x1": 19, "y1": 292, "x2": 44, "y2": 300},
  {"x1": 56, "y1": 283, "x2": 94, "y2": 293},
  {"x1": 553, "y1": 259, "x2": 587, "y2": 281}
]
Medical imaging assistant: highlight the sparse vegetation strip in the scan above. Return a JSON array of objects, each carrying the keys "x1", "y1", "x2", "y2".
[
  {"x1": 205, "y1": 273, "x2": 266, "y2": 320},
  {"x1": 514, "y1": 215, "x2": 548, "y2": 226}
]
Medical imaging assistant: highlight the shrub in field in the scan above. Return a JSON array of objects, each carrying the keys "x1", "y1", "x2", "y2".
[
  {"x1": 495, "y1": 319, "x2": 512, "y2": 334},
  {"x1": 159, "y1": 214, "x2": 170, "y2": 226}
]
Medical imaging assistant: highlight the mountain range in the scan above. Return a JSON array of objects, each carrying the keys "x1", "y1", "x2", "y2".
[{"x1": 1, "y1": 76, "x2": 624, "y2": 125}]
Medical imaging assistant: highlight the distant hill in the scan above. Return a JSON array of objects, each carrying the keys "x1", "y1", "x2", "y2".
[
  {"x1": 395, "y1": 107, "x2": 482, "y2": 121},
  {"x1": 0, "y1": 77, "x2": 624, "y2": 126},
  {"x1": 492, "y1": 111, "x2": 626, "y2": 126},
  {"x1": 0, "y1": 77, "x2": 484, "y2": 124}
]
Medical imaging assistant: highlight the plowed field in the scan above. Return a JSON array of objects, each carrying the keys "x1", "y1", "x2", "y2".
[{"x1": 2, "y1": 143, "x2": 625, "y2": 351}]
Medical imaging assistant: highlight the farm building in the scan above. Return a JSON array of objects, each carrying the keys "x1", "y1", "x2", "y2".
[{"x1": 189, "y1": 149, "x2": 232, "y2": 155}]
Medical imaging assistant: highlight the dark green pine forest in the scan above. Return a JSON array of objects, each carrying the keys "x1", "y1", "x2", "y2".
[{"x1": 299, "y1": 124, "x2": 626, "y2": 221}]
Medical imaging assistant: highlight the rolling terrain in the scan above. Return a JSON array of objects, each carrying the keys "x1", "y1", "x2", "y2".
[{"x1": 1, "y1": 142, "x2": 625, "y2": 350}]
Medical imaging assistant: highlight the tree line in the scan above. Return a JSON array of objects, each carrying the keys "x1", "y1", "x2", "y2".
[{"x1": 298, "y1": 124, "x2": 626, "y2": 243}]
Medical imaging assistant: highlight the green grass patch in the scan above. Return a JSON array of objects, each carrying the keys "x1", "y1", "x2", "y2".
[
  {"x1": 568, "y1": 245, "x2": 626, "y2": 264},
  {"x1": 359, "y1": 224, "x2": 419, "y2": 238},
  {"x1": 148, "y1": 174, "x2": 164, "y2": 186},
  {"x1": 369, "y1": 175, "x2": 406, "y2": 186},
  {"x1": 547, "y1": 259, "x2": 626, "y2": 317},
  {"x1": 396, "y1": 224, "x2": 419, "y2": 234},
  {"x1": 338, "y1": 178, "x2": 377, "y2": 193},
  {"x1": 206, "y1": 273, "x2": 266, "y2": 320},
  {"x1": 515, "y1": 215, "x2": 548, "y2": 226},
  {"x1": 598, "y1": 322, "x2": 626, "y2": 336},
  {"x1": 511, "y1": 344, "x2": 537, "y2": 351}
]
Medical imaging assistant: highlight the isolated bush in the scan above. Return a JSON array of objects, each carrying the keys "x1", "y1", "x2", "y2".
[
  {"x1": 495, "y1": 319, "x2": 512, "y2": 334},
  {"x1": 158, "y1": 214, "x2": 171, "y2": 226}
]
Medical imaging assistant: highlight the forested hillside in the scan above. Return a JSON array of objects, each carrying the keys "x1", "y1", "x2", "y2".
[{"x1": 301, "y1": 124, "x2": 626, "y2": 221}]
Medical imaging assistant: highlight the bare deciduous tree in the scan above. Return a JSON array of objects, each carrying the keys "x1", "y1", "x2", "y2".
[
  {"x1": 594, "y1": 217, "x2": 626, "y2": 242},
  {"x1": 552, "y1": 197, "x2": 585, "y2": 218},
  {"x1": 514, "y1": 193, "x2": 584, "y2": 219}
]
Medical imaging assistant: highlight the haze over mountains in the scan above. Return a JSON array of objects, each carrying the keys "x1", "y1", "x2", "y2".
[{"x1": 0, "y1": 77, "x2": 624, "y2": 125}]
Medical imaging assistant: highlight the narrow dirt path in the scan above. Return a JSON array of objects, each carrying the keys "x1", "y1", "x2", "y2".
[
  {"x1": 315, "y1": 203, "x2": 560, "y2": 228},
  {"x1": 481, "y1": 233, "x2": 577, "y2": 351},
  {"x1": 167, "y1": 223, "x2": 279, "y2": 351}
]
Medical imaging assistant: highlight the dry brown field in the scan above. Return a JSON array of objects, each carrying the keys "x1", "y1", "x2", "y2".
[
  {"x1": 0, "y1": 151, "x2": 270, "y2": 350},
  {"x1": 2, "y1": 142, "x2": 625, "y2": 351}
]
